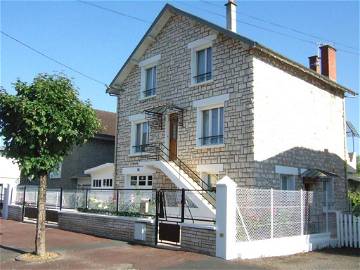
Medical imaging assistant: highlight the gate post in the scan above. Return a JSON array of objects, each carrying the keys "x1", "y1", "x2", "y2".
[
  {"x1": 181, "y1": 188, "x2": 185, "y2": 223},
  {"x1": 21, "y1": 185, "x2": 26, "y2": 222},
  {"x1": 59, "y1": 187, "x2": 63, "y2": 211},
  {"x1": 216, "y1": 176, "x2": 237, "y2": 260},
  {"x1": 154, "y1": 189, "x2": 159, "y2": 245}
]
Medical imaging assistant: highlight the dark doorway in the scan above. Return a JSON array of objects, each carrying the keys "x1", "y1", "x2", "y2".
[{"x1": 169, "y1": 114, "x2": 178, "y2": 161}]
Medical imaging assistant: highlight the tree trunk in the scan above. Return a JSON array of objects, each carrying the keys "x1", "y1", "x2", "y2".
[{"x1": 35, "y1": 174, "x2": 47, "y2": 256}]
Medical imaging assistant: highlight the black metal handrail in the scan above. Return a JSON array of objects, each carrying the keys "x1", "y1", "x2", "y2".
[
  {"x1": 193, "y1": 72, "x2": 212, "y2": 83},
  {"x1": 145, "y1": 143, "x2": 216, "y2": 208},
  {"x1": 143, "y1": 88, "x2": 156, "y2": 97}
]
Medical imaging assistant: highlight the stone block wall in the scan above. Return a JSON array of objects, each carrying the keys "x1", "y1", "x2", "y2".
[
  {"x1": 115, "y1": 13, "x2": 255, "y2": 189},
  {"x1": 180, "y1": 224, "x2": 216, "y2": 256},
  {"x1": 58, "y1": 211, "x2": 155, "y2": 245},
  {"x1": 8, "y1": 205, "x2": 23, "y2": 221}
]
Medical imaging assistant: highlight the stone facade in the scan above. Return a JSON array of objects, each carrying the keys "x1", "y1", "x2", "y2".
[
  {"x1": 116, "y1": 14, "x2": 254, "y2": 188},
  {"x1": 180, "y1": 224, "x2": 216, "y2": 256},
  {"x1": 58, "y1": 211, "x2": 155, "y2": 245},
  {"x1": 113, "y1": 10, "x2": 348, "y2": 211}
]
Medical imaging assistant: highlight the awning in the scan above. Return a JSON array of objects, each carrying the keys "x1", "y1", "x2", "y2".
[
  {"x1": 301, "y1": 169, "x2": 338, "y2": 178},
  {"x1": 144, "y1": 104, "x2": 184, "y2": 129}
]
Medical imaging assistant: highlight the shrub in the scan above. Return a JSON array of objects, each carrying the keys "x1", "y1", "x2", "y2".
[{"x1": 349, "y1": 191, "x2": 360, "y2": 216}]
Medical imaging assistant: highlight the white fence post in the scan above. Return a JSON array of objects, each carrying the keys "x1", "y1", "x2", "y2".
[
  {"x1": 216, "y1": 176, "x2": 237, "y2": 260},
  {"x1": 336, "y1": 211, "x2": 340, "y2": 247},
  {"x1": 300, "y1": 189, "x2": 304, "y2": 236},
  {"x1": 270, "y1": 188, "x2": 274, "y2": 239}
]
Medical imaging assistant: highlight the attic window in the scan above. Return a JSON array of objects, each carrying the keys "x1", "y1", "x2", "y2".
[
  {"x1": 139, "y1": 54, "x2": 161, "y2": 99},
  {"x1": 188, "y1": 35, "x2": 216, "y2": 85}
]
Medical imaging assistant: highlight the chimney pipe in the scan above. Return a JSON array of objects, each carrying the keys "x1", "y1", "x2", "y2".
[
  {"x1": 225, "y1": 0, "x2": 237, "y2": 33},
  {"x1": 308, "y1": 55, "x2": 320, "y2": 73},
  {"x1": 320, "y1": 45, "x2": 337, "y2": 81}
]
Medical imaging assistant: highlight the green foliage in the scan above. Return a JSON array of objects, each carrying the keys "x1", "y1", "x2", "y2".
[
  {"x1": 349, "y1": 191, "x2": 360, "y2": 216},
  {"x1": 0, "y1": 74, "x2": 100, "y2": 177},
  {"x1": 77, "y1": 207, "x2": 148, "y2": 218},
  {"x1": 356, "y1": 155, "x2": 360, "y2": 176}
]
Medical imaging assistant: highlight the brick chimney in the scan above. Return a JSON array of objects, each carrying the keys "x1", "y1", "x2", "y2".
[
  {"x1": 225, "y1": 0, "x2": 237, "y2": 33},
  {"x1": 320, "y1": 45, "x2": 337, "y2": 81},
  {"x1": 308, "y1": 55, "x2": 320, "y2": 73}
]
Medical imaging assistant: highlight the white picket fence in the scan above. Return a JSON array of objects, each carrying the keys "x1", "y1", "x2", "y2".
[{"x1": 337, "y1": 212, "x2": 360, "y2": 248}]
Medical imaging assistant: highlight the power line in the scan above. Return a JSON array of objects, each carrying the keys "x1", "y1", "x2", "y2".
[
  {"x1": 200, "y1": 0, "x2": 359, "y2": 52},
  {"x1": 1, "y1": 31, "x2": 108, "y2": 86},
  {"x1": 77, "y1": 0, "x2": 151, "y2": 24}
]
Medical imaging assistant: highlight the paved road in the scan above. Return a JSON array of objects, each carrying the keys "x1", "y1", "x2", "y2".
[{"x1": 1, "y1": 219, "x2": 359, "y2": 270}]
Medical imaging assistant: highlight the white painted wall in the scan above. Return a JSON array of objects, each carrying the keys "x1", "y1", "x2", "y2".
[
  {"x1": 0, "y1": 155, "x2": 20, "y2": 186},
  {"x1": 253, "y1": 57, "x2": 346, "y2": 162},
  {"x1": 84, "y1": 163, "x2": 114, "y2": 189}
]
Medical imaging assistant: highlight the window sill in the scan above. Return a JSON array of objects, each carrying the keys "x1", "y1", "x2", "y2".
[
  {"x1": 139, "y1": 95, "x2": 156, "y2": 101},
  {"x1": 129, "y1": 152, "x2": 151, "y2": 157},
  {"x1": 190, "y1": 79, "x2": 213, "y2": 88},
  {"x1": 195, "y1": 144, "x2": 225, "y2": 150}
]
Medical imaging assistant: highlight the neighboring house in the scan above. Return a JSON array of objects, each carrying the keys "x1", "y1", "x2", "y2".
[
  {"x1": 107, "y1": 2, "x2": 356, "y2": 212},
  {"x1": 0, "y1": 147, "x2": 20, "y2": 214},
  {"x1": 84, "y1": 163, "x2": 114, "y2": 189},
  {"x1": 21, "y1": 110, "x2": 116, "y2": 189}
]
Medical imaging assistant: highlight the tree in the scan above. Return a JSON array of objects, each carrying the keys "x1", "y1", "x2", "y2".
[
  {"x1": 0, "y1": 74, "x2": 100, "y2": 256},
  {"x1": 356, "y1": 155, "x2": 360, "y2": 176}
]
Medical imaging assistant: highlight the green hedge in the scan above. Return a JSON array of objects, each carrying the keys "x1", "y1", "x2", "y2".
[
  {"x1": 349, "y1": 191, "x2": 360, "y2": 216},
  {"x1": 77, "y1": 207, "x2": 154, "y2": 218}
]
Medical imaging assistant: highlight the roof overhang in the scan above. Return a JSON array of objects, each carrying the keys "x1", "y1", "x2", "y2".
[
  {"x1": 107, "y1": 4, "x2": 356, "y2": 97},
  {"x1": 84, "y1": 163, "x2": 114, "y2": 175},
  {"x1": 301, "y1": 168, "x2": 338, "y2": 179}
]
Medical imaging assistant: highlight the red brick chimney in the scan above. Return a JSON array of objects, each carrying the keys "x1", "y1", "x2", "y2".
[
  {"x1": 320, "y1": 45, "x2": 336, "y2": 81},
  {"x1": 308, "y1": 55, "x2": 320, "y2": 73}
]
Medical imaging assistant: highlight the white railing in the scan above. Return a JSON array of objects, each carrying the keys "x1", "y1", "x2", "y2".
[{"x1": 337, "y1": 212, "x2": 360, "y2": 248}]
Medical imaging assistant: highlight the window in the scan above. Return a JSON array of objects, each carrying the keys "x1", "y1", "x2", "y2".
[
  {"x1": 280, "y1": 175, "x2": 295, "y2": 190},
  {"x1": 194, "y1": 47, "x2": 212, "y2": 83},
  {"x1": 188, "y1": 35, "x2": 216, "y2": 85},
  {"x1": 93, "y1": 179, "x2": 102, "y2": 188},
  {"x1": 128, "y1": 175, "x2": 153, "y2": 187},
  {"x1": 200, "y1": 107, "x2": 224, "y2": 145},
  {"x1": 103, "y1": 179, "x2": 113, "y2": 187},
  {"x1": 133, "y1": 122, "x2": 149, "y2": 153},
  {"x1": 139, "y1": 54, "x2": 160, "y2": 99},
  {"x1": 50, "y1": 163, "x2": 62, "y2": 179},
  {"x1": 323, "y1": 179, "x2": 334, "y2": 206},
  {"x1": 144, "y1": 66, "x2": 156, "y2": 97}
]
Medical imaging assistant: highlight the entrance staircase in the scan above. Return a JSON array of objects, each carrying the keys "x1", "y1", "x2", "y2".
[{"x1": 140, "y1": 144, "x2": 216, "y2": 217}]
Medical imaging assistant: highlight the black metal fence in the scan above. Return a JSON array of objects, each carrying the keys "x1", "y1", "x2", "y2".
[{"x1": 15, "y1": 186, "x2": 216, "y2": 224}]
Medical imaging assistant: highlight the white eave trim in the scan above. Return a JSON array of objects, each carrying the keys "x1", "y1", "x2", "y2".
[
  {"x1": 193, "y1": 94, "x2": 229, "y2": 109},
  {"x1": 84, "y1": 163, "x2": 114, "y2": 174},
  {"x1": 122, "y1": 166, "x2": 156, "y2": 175},
  {"x1": 187, "y1": 34, "x2": 217, "y2": 49}
]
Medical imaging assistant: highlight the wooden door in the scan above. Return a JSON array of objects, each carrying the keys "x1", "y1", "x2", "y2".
[{"x1": 169, "y1": 114, "x2": 178, "y2": 161}]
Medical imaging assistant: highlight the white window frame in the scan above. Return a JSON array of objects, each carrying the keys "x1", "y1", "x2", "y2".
[
  {"x1": 188, "y1": 35, "x2": 216, "y2": 86},
  {"x1": 193, "y1": 94, "x2": 229, "y2": 148},
  {"x1": 139, "y1": 54, "x2": 161, "y2": 100},
  {"x1": 50, "y1": 162, "x2": 62, "y2": 179},
  {"x1": 280, "y1": 174, "x2": 296, "y2": 190},
  {"x1": 129, "y1": 114, "x2": 150, "y2": 156},
  {"x1": 127, "y1": 175, "x2": 153, "y2": 189},
  {"x1": 92, "y1": 179, "x2": 102, "y2": 188},
  {"x1": 102, "y1": 178, "x2": 113, "y2": 188},
  {"x1": 197, "y1": 164, "x2": 223, "y2": 188}
]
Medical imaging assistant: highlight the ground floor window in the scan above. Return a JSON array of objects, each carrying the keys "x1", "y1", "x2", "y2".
[
  {"x1": 129, "y1": 175, "x2": 153, "y2": 187},
  {"x1": 93, "y1": 179, "x2": 102, "y2": 188},
  {"x1": 103, "y1": 179, "x2": 113, "y2": 187},
  {"x1": 201, "y1": 172, "x2": 219, "y2": 188},
  {"x1": 280, "y1": 174, "x2": 296, "y2": 190},
  {"x1": 323, "y1": 178, "x2": 334, "y2": 206}
]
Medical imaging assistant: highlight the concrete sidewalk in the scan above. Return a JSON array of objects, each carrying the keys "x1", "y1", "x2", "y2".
[{"x1": 1, "y1": 219, "x2": 359, "y2": 270}]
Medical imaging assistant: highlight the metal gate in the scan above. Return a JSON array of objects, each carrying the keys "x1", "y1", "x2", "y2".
[{"x1": 155, "y1": 189, "x2": 184, "y2": 245}]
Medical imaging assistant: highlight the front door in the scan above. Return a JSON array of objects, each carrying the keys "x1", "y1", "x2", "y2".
[{"x1": 169, "y1": 114, "x2": 178, "y2": 161}]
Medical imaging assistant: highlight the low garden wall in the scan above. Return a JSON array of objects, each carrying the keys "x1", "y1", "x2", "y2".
[
  {"x1": 58, "y1": 211, "x2": 156, "y2": 245},
  {"x1": 8, "y1": 205, "x2": 22, "y2": 221},
  {"x1": 180, "y1": 223, "x2": 216, "y2": 256}
]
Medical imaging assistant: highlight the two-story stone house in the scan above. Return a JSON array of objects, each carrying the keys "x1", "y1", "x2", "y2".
[{"x1": 107, "y1": 2, "x2": 356, "y2": 212}]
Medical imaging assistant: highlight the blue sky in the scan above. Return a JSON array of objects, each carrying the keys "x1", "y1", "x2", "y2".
[{"x1": 1, "y1": 0, "x2": 359, "y2": 152}]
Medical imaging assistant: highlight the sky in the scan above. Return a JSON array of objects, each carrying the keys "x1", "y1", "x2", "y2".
[{"x1": 1, "y1": 0, "x2": 359, "y2": 152}]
